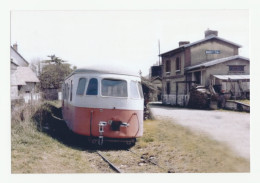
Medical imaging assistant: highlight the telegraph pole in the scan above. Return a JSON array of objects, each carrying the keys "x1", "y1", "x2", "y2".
[{"x1": 158, "y1": 40, "x2": 161, "y2": 65}]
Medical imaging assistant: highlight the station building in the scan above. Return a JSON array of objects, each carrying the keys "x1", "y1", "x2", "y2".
[{"x1": 160, "y1": 29, "x2": 250, "y2": 106}]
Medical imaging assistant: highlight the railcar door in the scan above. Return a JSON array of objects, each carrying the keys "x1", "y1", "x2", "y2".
[{"x1": 86, "y1": 78, "x2": 99, "y2": 136}]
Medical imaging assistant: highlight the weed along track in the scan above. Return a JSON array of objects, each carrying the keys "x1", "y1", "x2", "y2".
[{"x1": 96, "y1": 149, "x2": 166, "y2": 173}]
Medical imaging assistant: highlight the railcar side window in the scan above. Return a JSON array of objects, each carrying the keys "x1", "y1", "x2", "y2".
[
  {"x1": 101, "y1": 79, "x2": 127, "y2": 97},
  {"x1": 87, "y1": 78, "x2": 98, "y2": 95},
  {"x1": 67, "y1": 84, "x2": 70, "y2": 100},
  {"x1": 65, "y1": 83, "x2": 68, "y2": 100},
  {"x1": 76, "y1": 78, "x2": 87, "y2": 95},
  {"x1": 70, "y1": 80, "x2": 73, "y2": 101},
  {"x1": 138, "y1": 82, "x2": 144, "y2": 99},
  {"x1": 130, "y1": 81, "x2": 140, "y2": 99},
  {"x1": 62, "y1": 84, "x2": 66, "y2": 100}
]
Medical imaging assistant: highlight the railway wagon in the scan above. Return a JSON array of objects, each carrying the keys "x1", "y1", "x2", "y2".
[{"x1": 62, "y1": 68, "x2": 144, "y2": 145}]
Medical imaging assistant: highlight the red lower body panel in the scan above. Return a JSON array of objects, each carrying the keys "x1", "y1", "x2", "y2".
[{"x1": 62, "y1": 104, "x2": 143, "y2": 138}]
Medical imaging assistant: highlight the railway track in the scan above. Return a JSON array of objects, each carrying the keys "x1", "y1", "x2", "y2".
[{"x1": 96, "y1": 149, "x2": 167, "y2": 173}]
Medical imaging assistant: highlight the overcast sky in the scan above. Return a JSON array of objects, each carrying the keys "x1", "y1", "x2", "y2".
[{"x1": 11, "y1": 10, "x2": 249, "y2": 76}]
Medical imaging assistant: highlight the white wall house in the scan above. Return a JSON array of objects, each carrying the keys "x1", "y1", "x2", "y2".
[{"x1": 10, "y1": 44, "x2": 40, "y2": 103}]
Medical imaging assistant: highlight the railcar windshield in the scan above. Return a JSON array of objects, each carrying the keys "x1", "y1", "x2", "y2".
[
  {"x1": 76, "y1": 78, "x2": 87, "y2": 95},
  {"x1": 87, "y1": 78, "x2": 98, "y2": 95},
  {"x1": 101, "y1": 79, "x2": 127, "y2": 97}
]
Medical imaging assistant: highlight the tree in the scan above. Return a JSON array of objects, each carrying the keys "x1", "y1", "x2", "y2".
[
  {"x1": 39, "y1": 62, "x2": 72, "y2": 90},
  {"x1": 42, "y1": 54, "x2": 66, "y2": 65}
]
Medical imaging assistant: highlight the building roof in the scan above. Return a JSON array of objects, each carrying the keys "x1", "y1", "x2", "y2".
[
  {"x1": 151, "y1": 76, "x2": 162, "y2": 82},
  {"x1": 160, "y1": 35, "x2": 241, "y2": 57},
  {"x1": 10, "y1": 46, "x2": 29, "y2": 66},
  {"x1": 183, "y1": 35, "x2": 241, "y2": 48},
  {"x1": 213, "y1": 75, "x2": 250, "y2": 80},
  {"x1": 11, "y1": 59, "x2": 19, "y2": 66},
  {"x1": 141, "y1": 77, "x2": 158, "y2": 91},
  {"x1": 185, "y1": 55, "x2": 249, "y2": 71},
  {"x1": 11, "y1": 67, "x2": 40, "y2": 86},
  {"x1": 11, "y1": 71, "x2": 26, "y2": 86}
]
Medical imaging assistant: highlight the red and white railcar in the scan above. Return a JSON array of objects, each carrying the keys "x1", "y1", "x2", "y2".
[{"x1": 62, "y1": 68, "x2": 144, "y2": 145}]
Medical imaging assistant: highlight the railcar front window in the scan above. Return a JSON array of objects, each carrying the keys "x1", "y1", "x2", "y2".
[
  {"x1": 76, "y1": 78, "x2": 87, "y2": 95},
  {"x1": 87, "y1": 78, "x2": 98, "y2": 95},
  {"x1": 102, "y1": 79, "x2": 127, "y2": 97},
  {"x1": 130, "y1": 81, "x2": 140, "y2": 99}
]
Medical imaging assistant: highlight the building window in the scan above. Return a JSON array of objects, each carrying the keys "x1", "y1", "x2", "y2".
[
  {"x1": 166, "y1": 81, "x2": 171, "y2": 95},
  {"x1": 166, "y1": 60, "x2": 171, "y2": 73},
  {"x1": 229, "y1": 65, "x2": 244, "y2": 72},
  {"x1": 76, "y1": 78, "x2": 87, "y2": 95},
  {"x1": 194, "y1": 71, "x2": 201, "y2": 84},
  {"x1": 87, "y1": 78, "x2": 98, "y2": 95},
  {"x1": 176, "y1": 57, "x2": 181, "y2": 72}
]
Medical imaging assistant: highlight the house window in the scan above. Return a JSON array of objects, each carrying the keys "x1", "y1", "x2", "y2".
[
  {"x1": 166, "y1": 60, "x2": 171, "y2": 73},
  {"x1": 76, "y1": 78, "x2": 87, "y2": 95},
  {"x1": 176, "y1": 57, "x2": 181, "y2": 72},
  {"x1": 229, "y1": 65, "x2": 245, "y2": 72},
  {"x1": 101, "y1": 79, "x2": 127, "y2": 97},
  {"x1": 166, "y1": 81, "x2": 171, "y2": 95},
  {"x1": 87, "y1": 78, "x2": 98, "y2": 95}
]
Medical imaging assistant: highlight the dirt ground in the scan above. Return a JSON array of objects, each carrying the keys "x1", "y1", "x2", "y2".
[{"x1": 150, "y1": 105, "x2": 250, "y2": 159}]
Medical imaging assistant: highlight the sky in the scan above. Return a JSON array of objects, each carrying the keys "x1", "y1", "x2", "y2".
[{"x1": 11, "y1": 10, "x2": 249, "y2": 76}]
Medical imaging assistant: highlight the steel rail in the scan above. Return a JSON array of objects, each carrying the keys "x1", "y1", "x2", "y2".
[
  {"x1": 127, "y1": 149, "x2": 168, "y2": 172},
  {"x1": 97, "y1": 149, "x2": 168, "y2": 173},
  {"x1": 96, "y1": 151, "x2": 121, "y2": 173}
]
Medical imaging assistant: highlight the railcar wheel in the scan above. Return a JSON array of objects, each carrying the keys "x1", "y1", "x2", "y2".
[
  {"x1": 88, "y1": 137, "x2": 98, "y2": 145},
  {"x1": 125, "y1": 138, "x2": 136, "y2": 148}
]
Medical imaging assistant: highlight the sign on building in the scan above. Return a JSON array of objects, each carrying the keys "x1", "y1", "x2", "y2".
[{"x1": 205, "y1": 50, "x2": 220, "y2": 54}]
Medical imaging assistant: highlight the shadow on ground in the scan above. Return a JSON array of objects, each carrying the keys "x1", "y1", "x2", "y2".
[{"x1": 32, "y1": 102, "x2": 132, "y2": 152}]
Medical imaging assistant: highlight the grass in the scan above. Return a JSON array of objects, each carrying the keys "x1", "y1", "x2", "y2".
[
  {"x1": 133, "y1": 119, "x2": 250, "y2": 173},
  {"x1": 11, "y1": 101, "x2": 250, "y2": 173},
  {"x1": 11, "y1": 101, "x2": 105, "y2": 173}
]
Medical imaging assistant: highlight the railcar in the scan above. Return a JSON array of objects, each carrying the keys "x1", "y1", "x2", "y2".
[{"x1": 62, "y1": 68, "x2": 144, "y2": 146}]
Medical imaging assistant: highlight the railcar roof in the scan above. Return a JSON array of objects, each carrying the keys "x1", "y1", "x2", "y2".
[{"x1": 66, "y1": 66, "x2": 140, "y2": 79}]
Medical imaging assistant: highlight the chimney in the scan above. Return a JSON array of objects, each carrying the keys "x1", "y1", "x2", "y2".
[
  {"x1": 179, "y1": 41, "x2": 190, "y2": 47},
  {"x1": 205, "y1": 29, "x2": 218, "y2": 37},
  {"x1": 13, "y1": 43, "x2": 18, "y2": 51}
]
